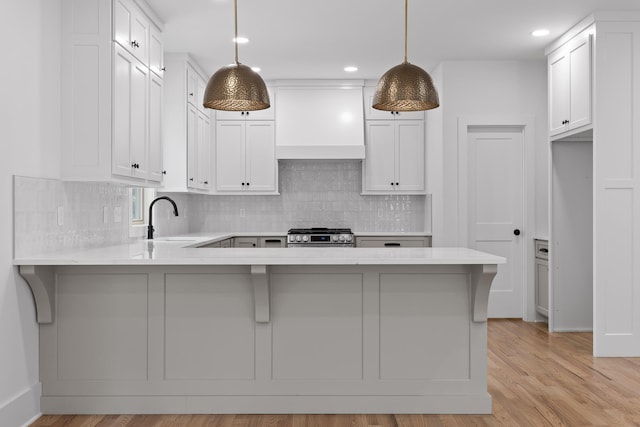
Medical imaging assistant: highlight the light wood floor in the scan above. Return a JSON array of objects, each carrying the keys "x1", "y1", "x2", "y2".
[{"x1": 30, "y1": 319, "x2": 640, "y2": 427}]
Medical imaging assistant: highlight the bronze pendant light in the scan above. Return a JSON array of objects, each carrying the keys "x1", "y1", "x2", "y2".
[
  {"x1": 373, "y1": 0, "x2": 439, "y2": 111},
  {"x1": 203, "y1": 0, "x2": 270, "y2": 111}
]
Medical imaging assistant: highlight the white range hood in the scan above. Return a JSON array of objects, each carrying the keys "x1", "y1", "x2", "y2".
[{"x1": 275, "y1": 80, "x2": 365, "y2": 159}]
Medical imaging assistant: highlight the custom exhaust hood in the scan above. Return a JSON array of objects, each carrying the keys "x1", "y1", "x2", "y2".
[{"x1": 275, "y1": 81, "x2": 365, "y2": 159}]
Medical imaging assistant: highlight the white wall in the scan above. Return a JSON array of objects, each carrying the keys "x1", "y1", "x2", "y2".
[
  {"x1": 0, "y1": 0, "x2": 61, "y2": 425},
  {"x1": 428, "y1": 60, "x2": 548, "y2": 245}
]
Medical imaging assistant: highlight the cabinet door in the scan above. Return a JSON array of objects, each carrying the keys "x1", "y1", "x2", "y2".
[
  {"x1": 113, "y1": 0, "x2": 148, "y2": 65},
  {"x1": 568, "y1": 34, "x2": 592, "y2": 131},
  {"x1": 149, "y1": 25, "x2": 164, "y2": 77},
  {"x1": 130, "y1": 59, "x2": 149, "y2": 179},
  {"x1": 548, "y1": 49, "x2": 570, "y2": 136},
  {"x1": 148, "y1": 73, "x2": 163, "y2": 182},
  {"x1": 535, "y1": 258, "x2": 549, "y2": 316},
  {"x1": 364, "y1": 121, "x2": 396, "y2": 191},
  {"x1": 395, "y1": 121, "x2": 424, "y2": 192},
  {"x1": 216, "y1": 121, "x2": 246, "y2": 191},
  {"x1": 113, "y1": 0, "x2": 134, "y2": 52},
  {"x1": 245, "y1": 121, "x2": 276, "y2": 192},
  {"x1": 197, "y1": 111, "x2": 211, "y2": 189},
  {"x1": 186, "y1": 104, "x2": 198, "y2": 189},
  {"x1": 130, "y1": 8, "x2": 149, "y2": 65},
  {"x1": 197, "y1": 77, "x2": 207, "y2": 113},
  {"x1": 186, "y1": 66, "x2": 199, "y2": 107},
  {"x1": 113, "y1": 45, "x2": 147, "y2": 179}
]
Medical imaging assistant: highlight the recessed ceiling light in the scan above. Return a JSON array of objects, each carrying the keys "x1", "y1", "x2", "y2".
[
  {"x1": 233, "y1": 36, "x2": 249, "y2": 44},
  {"x1": 251, "y1": 67, "x2": 261, "y2": 72},
  {"x1": 344, "y1": 66, "x2": 358, "y2": 72},
  {"x1": 531, "y1": 29, "x2": 550, "y2": 37}
]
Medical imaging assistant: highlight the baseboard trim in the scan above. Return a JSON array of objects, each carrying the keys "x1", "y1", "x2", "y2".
[{"x1": 0, "y1": 383, "x2": 41, "y2": 427}]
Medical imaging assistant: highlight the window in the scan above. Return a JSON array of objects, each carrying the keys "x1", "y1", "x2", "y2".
[{"x1": 131, "y1": 187, "x2": 145, "y2": 224}]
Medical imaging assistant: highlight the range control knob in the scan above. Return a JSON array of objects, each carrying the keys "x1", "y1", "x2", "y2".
[
  {"x1": 296, "y1": 235, "x2": 302, "y2": 242},
  {"x1": 346, "y1": 235, "x2": 353, "y2": 242},
  {"x1": 339, "y1": 235, "x2": 346, "y2": 242},
  {"x1": 302, "y1": 235, "x2": 309, "y2": 242},
  {"x1": 332, "y1": 235, "x2": 339, "y2": 242}
]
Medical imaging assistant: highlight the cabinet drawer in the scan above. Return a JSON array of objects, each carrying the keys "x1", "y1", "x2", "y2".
[
  {"x1": 535, "y1": 239, "x2": 549, "y2": 260},
  {"x1": 355, "y1": 236, "x2": 431, "y2": 248}
]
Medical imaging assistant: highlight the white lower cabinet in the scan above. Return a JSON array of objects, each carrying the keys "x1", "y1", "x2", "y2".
[
  {"x1": 363, "y1": 120, "x2": 425, "y2": 194},
  {"x1": 215, "y1": 121, "x2": 277, "y2": 193},
  {"x1": 535, "y1": 239, "x2": 549, "y2": 317}
]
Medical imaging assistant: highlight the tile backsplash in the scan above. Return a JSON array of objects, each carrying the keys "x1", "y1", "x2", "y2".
[
  {"x1": 14, "y1": 161, "x2": 430, "y2": 255},
  {"x1": 14, "y1": 176, "x2": 130, "y2": 257},
  {"x1": 160, "y1": 160, "x2": 429, "y2": 234}
]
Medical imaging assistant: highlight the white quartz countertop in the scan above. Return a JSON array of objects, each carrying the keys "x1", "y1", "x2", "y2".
[{"x1": 14, "y1": 233, "x2": 503, "y2": 266}]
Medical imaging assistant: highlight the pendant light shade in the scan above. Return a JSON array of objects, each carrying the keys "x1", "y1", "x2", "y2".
[
  {"x1": 373, "y1": 0, "x2": 439, "y2": 111},
  {"x1": 203, "y1": 0, "x2": 270, "y2": 111},
  {"x1": 203, "y1": 63, "x2": 270, "y2": 111}
]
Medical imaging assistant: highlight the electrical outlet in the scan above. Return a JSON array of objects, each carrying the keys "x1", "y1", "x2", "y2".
[
  {"x1": 113, "y1": 206, "x2": 122, "y2": 223},
  {"x1": 103, "y1": 206, "x2": 109, "y2": 223},
  {"x1": 57, "y1": 206, "x2": 64, "y2": 226}
]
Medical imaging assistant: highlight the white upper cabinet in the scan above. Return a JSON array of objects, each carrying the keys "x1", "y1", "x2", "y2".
[
  {"x1": 162, "y1": 54, "x2": 213, "y2": 193},
  {"x1": 61, "y1": 0, "x2": 163, "y2": 184},
  {"x1": 215, "y1": 121, "x2": 277, "y2": 193},
  {"x1": 112, "y1": 44, "x2": 149, "y2": 180},
  {"x1": 548, "y1": 32, "x2": 592, "y2": 137},
  {"x1": 363, "y1": 86, "x2": 425, "y2": 120},
  {"x1": 363, "y1": 120, "x2": 425, "y2": 194},
  {"x1": 114, "y1": 0, "x2": 150, "y2": 65},
  {"x1": 214, "y1": 87, "x2": 276, "y2": 121},
  {"x1": 149, "y1": 24, "x2": 164, "y2": 78}
]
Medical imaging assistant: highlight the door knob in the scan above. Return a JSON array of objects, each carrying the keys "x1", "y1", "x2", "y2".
[{"x1": 513, "y1": 229, "x2": 521, "y2": 236}]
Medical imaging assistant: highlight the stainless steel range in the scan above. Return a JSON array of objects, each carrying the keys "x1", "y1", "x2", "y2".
[{"x1": 287, "y1": 227, "x2": 354, "y2": 247}]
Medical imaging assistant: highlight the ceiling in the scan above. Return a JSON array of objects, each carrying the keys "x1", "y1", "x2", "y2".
[{"x1": 146, "y1": 0, "x2": 640, "y2": 80}]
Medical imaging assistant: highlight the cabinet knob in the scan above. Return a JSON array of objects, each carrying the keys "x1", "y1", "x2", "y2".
[
  {"x1": 396, "y1": 182, "x2": 399, "y2": 186},
  {"x1": 514, "y1": 229, "x2": 521, "y2": 236},
  {"x1": 130, "y1": 40, "x2": 139, "y2": 48},
  {"x1": 246, "y1": 182, "x2": 250, "y2": 186},
  {"x1": 160, "y1": 67, "x2": 166, "y2": 71},
  {"x1": 390, "y1": 182, "x2": 394, "y2": 186},
  {"x1": 204, "y1": 181, "x2": 208, "y2": 184},
  {"x1": 189, "y1": 178, "x2": 194, "y2": 181},
  {"x1": 189, "y1": 92, "x2": 194, "y2": 97},
  {"x1": 241, "y1": 182, "x2": 245, "y2": 186},
  {"x1": 131, "y1": 163, "x2": 139, "y2": 169},
  {"x1": 162, "y1": 170, "x2": 167, "y2": 175}
]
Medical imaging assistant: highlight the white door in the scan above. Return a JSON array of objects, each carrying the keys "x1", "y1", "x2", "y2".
[
  {"x1": 468, "y1": 126, "x2": 524, "y2": 318},
  {"x1": 364, "y1": 121, "x2": 396, "y2": 191}
]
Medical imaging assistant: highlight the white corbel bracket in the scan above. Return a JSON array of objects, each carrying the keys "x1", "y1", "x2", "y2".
[
  {"x1": 251, "y1": 265, "x2": 270, "y2": 323},
  {"x1": 18, "y1": 265, "x2": 55, "y2": 324},
  {"x1": 470, "y1": 264, "x2": 498, "y2": 323}
]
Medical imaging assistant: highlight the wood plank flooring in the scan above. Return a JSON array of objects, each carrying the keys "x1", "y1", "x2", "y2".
[{"x1": 30, "y1": 319, "x2": 640, "y2": 427}]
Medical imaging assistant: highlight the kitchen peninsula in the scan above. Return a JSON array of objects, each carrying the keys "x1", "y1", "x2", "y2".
[{"x1": 15, "y1": 235, "x2": 504, "y2": 414}]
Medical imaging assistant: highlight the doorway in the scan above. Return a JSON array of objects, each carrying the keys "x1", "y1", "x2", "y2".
[{"x1": 466, "y1": 126, "x2": 525, "y2": 318}]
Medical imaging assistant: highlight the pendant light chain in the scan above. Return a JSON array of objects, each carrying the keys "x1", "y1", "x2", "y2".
[
  {"x1": 234, "y1": 0, "x2": 239, "y2": 65},
  {"x1": 404, "y1": 0, "x2": 408, "y2": 64}
]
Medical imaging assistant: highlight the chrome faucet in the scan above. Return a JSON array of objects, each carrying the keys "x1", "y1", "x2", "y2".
[{"x1": 147, "y1": 196, "x2": 179, "y2": 239}]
